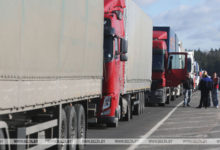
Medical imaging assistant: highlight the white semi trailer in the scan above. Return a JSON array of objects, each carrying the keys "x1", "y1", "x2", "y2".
[{"x1": 0, "y1": 0, "x2": 103, "y2": 149}]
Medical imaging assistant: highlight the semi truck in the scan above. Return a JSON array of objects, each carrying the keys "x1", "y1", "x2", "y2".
[
  {"x1": 194, "y1": 61, "x2": 200, "y2": 89},
  {"x1": 150, "y1": 26, "x2": 188, "y2": 106},
  {"x1": 0, "y1": 0, "x2": 153, "y2": 149},
  {"x1": 176, "y1": 41, "x2": 185, "y2": 97},
  {"x1": 186, "y1": 50, "x2": 197, "y2": 89},
  {"x1": 96, "y1": 0, "x2": 152, "y2": 127},
  {"x1": 0, "y1": 0, "x2": 104, "y2": 149}
]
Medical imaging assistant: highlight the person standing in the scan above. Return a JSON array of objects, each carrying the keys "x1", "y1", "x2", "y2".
[
  {"x1": 212, "y1": 72, "x2": 219, "y2": 108},
  {"x1": 183, "y1": 73, "x2": 194, "y2": 107},
  {"x1": 197, "y1": 71, "x2": 213, "y2": 108}
]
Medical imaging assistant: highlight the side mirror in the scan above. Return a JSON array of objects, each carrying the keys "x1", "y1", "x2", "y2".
[
  {"x1": 104, "y1": 27, "x2": 115, "y2": 36},
  {"x1": 120, "y1": 54, "x2": 128, "y2": 62},
  {"x1": 120, "y1": 38, "x2": 128, "y2": 54}
]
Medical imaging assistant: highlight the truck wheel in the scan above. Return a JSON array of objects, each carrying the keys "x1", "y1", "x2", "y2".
[
  {"x1": 118, "y1": 106, "x2": 121, "y2": 121},
  {"x1": 158, "y1": 103, "x2": 165, "y2": 107},
  {"x1": 107, "y1": 110, "x2": 119, "y2": 127},
  {"x1": 107, "y1": 120, "x2": 118, "y2": 128},
  {"x1": 0, "y1": 129, "x2": 6, "y2": 150},
  {"x1": 59, "y1": 109, "x2": 68, "y2": 150},
  {"x1": 171, "y1": 94, "x2": 176, "y2": 101},
  {"x1": 75, "y1": 104, "x2": 86, "y2": 150},
  {"x1": 133, "y1": 103, "x2": 141, "y2": 115},
  {"x1": 145, "y1": 95, "x2": 149, "y2": 107},
  {"x1": 139, "y1": 93, "x2": 144, "y2": 114},
  {"x1": 65, "y1": 106, "x2": 77, "y2": 150},
  {"x1": 142, "y1": 93, "x2": 145, "y2": 113},
  {"x1": 166, "y1": 92, "x2": 171, "y2": 104},
  {"x1": 124, "y1": 100, "x2": 131, "y2": 121},
  {"x1": 130, "y1": 101, "x2": 133, "y2": 119},
  {"x1": 140, "y1": 93, "x2": 144, "y2": 114}
]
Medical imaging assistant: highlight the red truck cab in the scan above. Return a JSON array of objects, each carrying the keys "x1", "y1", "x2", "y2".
[
  {"x1": 97, "y1": 0, "x2": 127, "y2": 127},
  {"x1": 150, "y1": 31, "x2": 188, "y2": 105}
]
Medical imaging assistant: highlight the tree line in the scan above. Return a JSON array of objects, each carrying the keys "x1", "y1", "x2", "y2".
[{"x1": 188, "y1": 48, "x2": 220, "y2": 77}]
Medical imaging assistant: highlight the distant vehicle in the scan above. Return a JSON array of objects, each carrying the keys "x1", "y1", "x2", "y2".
[
  {"x1": 186, "y1": 50, "x2": 199, "y2": 90},
  {"x1": 194, "y1": 61, "x2": 200, "y2": 89},
  {"x1": 149, "y1": 26, "x2": 188, "y2": 106}
]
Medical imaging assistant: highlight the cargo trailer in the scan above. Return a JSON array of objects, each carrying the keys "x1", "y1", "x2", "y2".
[{"x1": 0, "y1": 0, "x2": 103, "y2": 149}]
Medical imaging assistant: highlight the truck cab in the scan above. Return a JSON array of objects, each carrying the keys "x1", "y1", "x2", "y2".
[
  {"x1": 151, "y1": 31, "x2": 169, "y2": 105},
  {"x1": 150, "y1": 29, "x2": 188, "y2": 106},
  {"x1": 97, "y1": 0, "x2": 127, "y2": 127}
]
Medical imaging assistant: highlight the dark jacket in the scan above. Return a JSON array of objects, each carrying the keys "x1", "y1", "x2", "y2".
[
  {"x1": 212, "y1": 77, "x2": 219, "y2": 89},
  {"x1": 198, "y1": 77, "x2": 213, "y2": 92},
  {"x1": 183, "y1": 77, "x2": 194, "y2": 89}
]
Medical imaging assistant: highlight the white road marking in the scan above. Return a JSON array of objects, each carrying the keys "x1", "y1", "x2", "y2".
[
  {"x1": 127, "y1": 101, "x2": 183, "y2": 150},
  {"x1": 164, "y1": 119, "x2": 216, "y2": 125},
  {"x1": 167, "y1": 115, "x2": 216, "y2": 120},
  {"x1": 157, "y1": 125, "x2": 214, "y2": 131}
]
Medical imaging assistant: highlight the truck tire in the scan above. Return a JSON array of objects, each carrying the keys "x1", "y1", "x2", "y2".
[
  {"x1": 171, "y1": 94, "x2": 176, "y2": 101},
  {"x1": 139, "y1": 93, "x2": 144, "y2": 114},
  {"x1": 130, "y1": 101, "x2": 133, "y2": 119},
  {"x1": 165, "y1": 95, "x2": 170, "y2": 104},
  {"x1": 65, "y1": 106, "x2": 77, "y2": 150},
  {"x1": 158, "y1": 103, "x2": 165, "y2": 107},
  {"x1": 0, "y1": 129, "x2": 6, "y2": 150},
  {"x1": 141, "y1": 93, "x2": 145, "y2": 113},
  {"x1": 139, "y1": 94, "x2": 143, "y2": 114},
  {"x1": 117, "y1": 106, "x2": 121, "y2": 121},
  {"x1": 166, "y1": 89, "x2": 171, "y2": 104},
  {"x1": 107, "y1": 119, "x2": 118, "y2": 128},
  {"x1": 59, "y1": 109, "x2": 68, "y2": 150},
  {"x1": 144, "y1": 95, "x2": 149, "y2": 107},
  {"x1": 75, "y1": 104, "x2": 86, "y2": 150},
  {"x1": 133, "y1": 103, "x2": 141, "y2": 115},
  {"x1": 124, "y1": 99, "x2": 131, "y2": 121}
]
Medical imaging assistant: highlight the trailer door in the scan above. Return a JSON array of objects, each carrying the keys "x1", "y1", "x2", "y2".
[{"x1": 166, "y1": 52, "x2": 187, "y2": 87}]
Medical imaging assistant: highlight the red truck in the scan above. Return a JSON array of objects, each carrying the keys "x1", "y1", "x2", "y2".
[
  {"x1": 96, "y1": 0, "x2": 153, "y2": 127},
  {"x1": 149, "y1": 27, "x2": 188, "y2": 106}
]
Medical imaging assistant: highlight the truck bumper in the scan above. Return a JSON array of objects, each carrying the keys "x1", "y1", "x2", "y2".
[
  {"x1": 149, "y1": 88, "x2": 165, "y2": 104},
  {"x1": 97, "y1": 116, "x2": 118, "y2": 124}
]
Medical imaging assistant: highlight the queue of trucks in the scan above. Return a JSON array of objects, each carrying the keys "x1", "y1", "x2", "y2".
[{"x1": 0, "y1": 0, "x2": 197, "y2": 150}]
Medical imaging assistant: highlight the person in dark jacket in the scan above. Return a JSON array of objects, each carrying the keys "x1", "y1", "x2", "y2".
[
  {"x1": 183, "y1": 73, "x2": 194, "y2": 107},
  {"x1": 197, "y1": 71, "x2": 213, "y2": 108},
  {"x1": 211, "y1": 72, "x2": 219, "y2": 108}
]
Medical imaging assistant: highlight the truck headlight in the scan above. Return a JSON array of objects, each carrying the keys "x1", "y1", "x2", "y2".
[{"x1": 103, "y1": 96, "x2": 111, "y2": 110}]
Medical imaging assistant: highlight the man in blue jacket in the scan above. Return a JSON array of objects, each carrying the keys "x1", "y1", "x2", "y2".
[{"x1": 197, "y1": 71, "x2": 213, "y2": 108}]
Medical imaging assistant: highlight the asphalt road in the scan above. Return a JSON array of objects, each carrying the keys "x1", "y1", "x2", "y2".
[{"x1": 85, "y1": 91, "x2": 220, "y2": 150}]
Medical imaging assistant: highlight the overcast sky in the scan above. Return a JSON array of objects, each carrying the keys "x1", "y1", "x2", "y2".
[{"x1": 134, "y1": 0, "x2": 220, "y2": 51}]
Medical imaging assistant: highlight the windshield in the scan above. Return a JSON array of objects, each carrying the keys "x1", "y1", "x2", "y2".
[
  {"x1": 104, "y1": 36, "x2": 113, "y2": 62},
  {"x1": 168, "y1": 54, "x2": 186, "y2": 70},
  {"x1": 187, "y1": 58, "x2": 192, "y2": 73},
  {"x1": 152, "y1": 52, "x2": 164, "y2": 72}
]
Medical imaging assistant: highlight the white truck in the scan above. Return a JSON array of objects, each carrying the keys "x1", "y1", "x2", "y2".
[
  {"x1": 0, "y1": 0, "x2": 103, "y2": 149},
  {"x1": 186, "y1": 50, "x2": 196, "y2": 89},
  {"x1": 176, "y1": 41, "x2": 185, "y2": 97}
]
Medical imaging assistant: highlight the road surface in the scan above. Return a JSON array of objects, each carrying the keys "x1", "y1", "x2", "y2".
[{"x1": 85, "y1": 91, "x2": 220, "y2": 150}]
